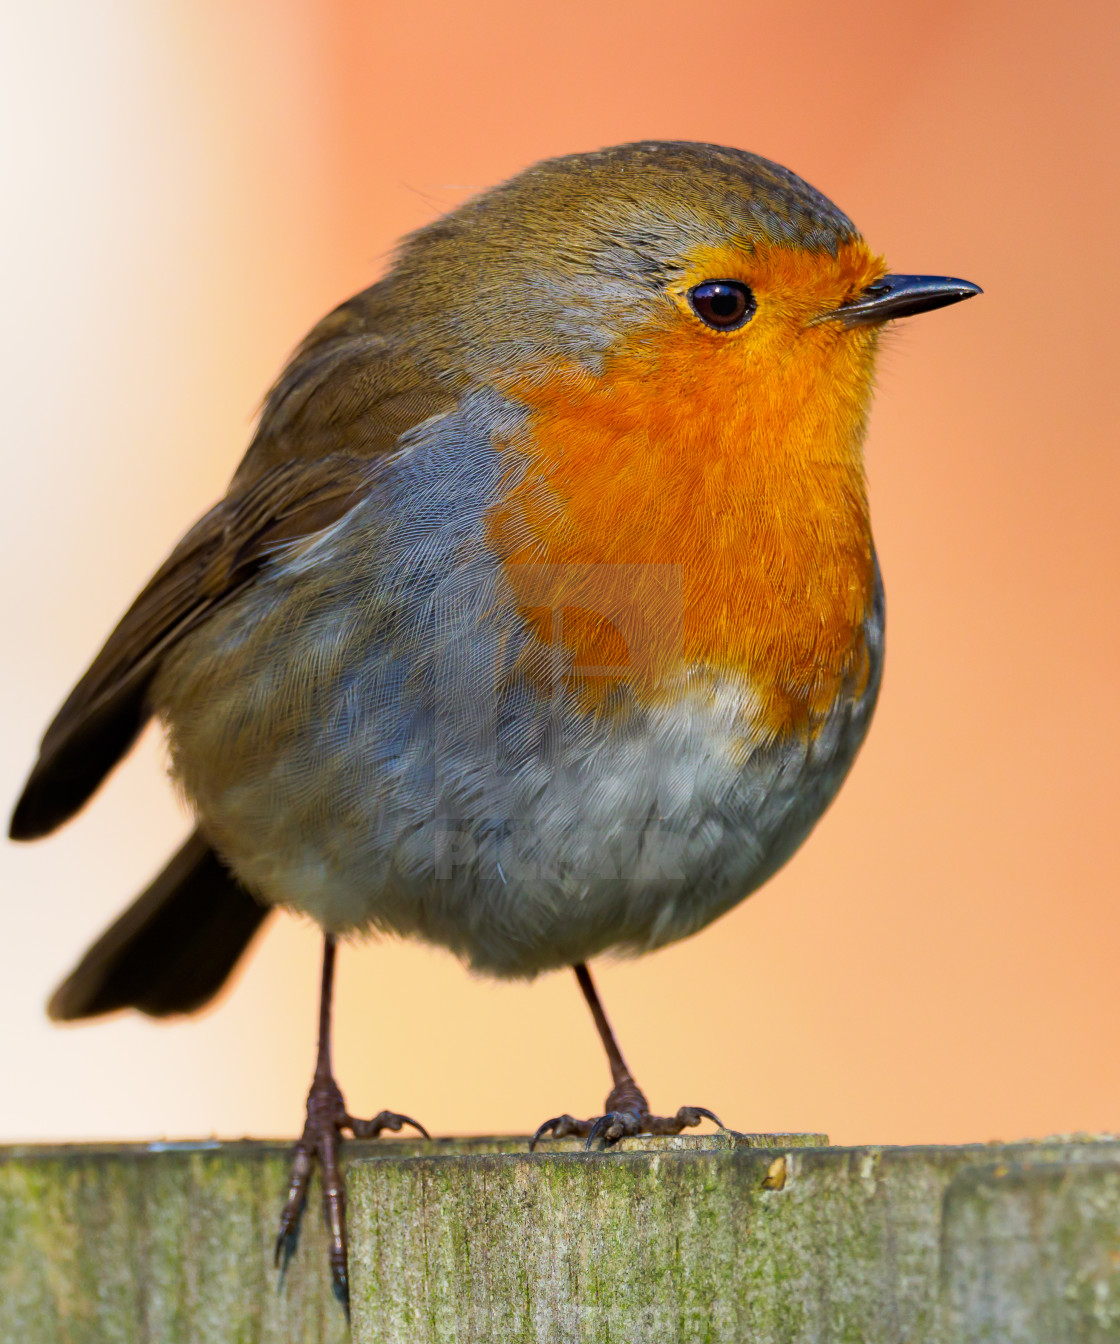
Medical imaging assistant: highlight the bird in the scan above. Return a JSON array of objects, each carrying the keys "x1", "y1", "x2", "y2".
[{"x1": 9, "y1": 140, "x2": 980, "y2": 1306}]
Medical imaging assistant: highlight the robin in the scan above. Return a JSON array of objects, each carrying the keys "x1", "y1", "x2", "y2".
[{"x1": 10, "y1": 141, "x2": 980, "y2": 1305}]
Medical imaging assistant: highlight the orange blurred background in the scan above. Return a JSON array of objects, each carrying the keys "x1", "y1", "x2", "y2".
[{"x1": 2, "y1": 0, "x2": 1118, "y2": 1149}]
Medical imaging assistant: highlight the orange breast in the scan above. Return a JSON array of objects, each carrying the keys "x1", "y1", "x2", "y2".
[{"x1": 486, "y1": 242, "x2": 884, "y2": 741}]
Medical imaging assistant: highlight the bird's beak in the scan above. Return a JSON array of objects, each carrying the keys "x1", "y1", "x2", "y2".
[{"x1": 826, "y1": 274, "x2": 982, "y2": 327}]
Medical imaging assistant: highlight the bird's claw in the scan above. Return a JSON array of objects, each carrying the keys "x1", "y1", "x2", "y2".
[
  {"x1": 347, "y1": 1109, "x2": 430, "y2": 1140},
  {"x1": 530, "y1": 1113, "x2": 589, "y2": 1148},
  {"x1": 586, "y1": 1109, "x2": 641, "y2": 1146},
  {"x1": 273, "y1": 1073, "x2": 428, "y2": 1312},
  {"x1": 665, "y1": 1105, "x2": 723, "y2": 1133},
  {"x1": 530, "y1": 1103, "x2": 723, "y2": 1151},
  {"x1": 274, "y1": 1135, "x2": 314, "y2": 1276},
  {"x1": 584, "y1": 1104, "x2": 723, "y2": 1149}
]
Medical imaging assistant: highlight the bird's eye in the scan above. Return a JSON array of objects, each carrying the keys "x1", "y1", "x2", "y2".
[{"x1": 688, "y1": 280, "x2": 755, "y2": 331}]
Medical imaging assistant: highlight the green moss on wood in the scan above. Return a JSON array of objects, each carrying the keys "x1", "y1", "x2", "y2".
[
  {"x1": 347, "y1": 1136, "x2": 1120, "y2": 1344},
  {"x1": 5, "y1": 1134, "x2": 1119, "y2": 1343}
]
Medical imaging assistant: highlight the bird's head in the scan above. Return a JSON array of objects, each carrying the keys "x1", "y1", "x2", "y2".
[
  {"x1": 386, "y1": 142, "x2": 980, "y2": 732},
  {"x1": 390, "y1": 140, "x2": 978, "y2": 424}
]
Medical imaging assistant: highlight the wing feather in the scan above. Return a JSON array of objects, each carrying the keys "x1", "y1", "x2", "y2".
[{"x1": 10, "y1": 291, "x2": 456, "y2": 840}]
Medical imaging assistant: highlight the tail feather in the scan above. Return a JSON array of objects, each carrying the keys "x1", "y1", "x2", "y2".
[{"x1": 49, "y1": 830, "x2": 271, "y2": 1020}]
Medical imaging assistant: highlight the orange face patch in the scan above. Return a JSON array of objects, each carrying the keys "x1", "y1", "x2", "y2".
[{"x1": 486, "y1": 239, "x2": 886, "y2": 740}]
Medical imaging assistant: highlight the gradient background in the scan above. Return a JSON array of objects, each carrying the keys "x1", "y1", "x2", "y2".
[{"x1": 2, "y1": 0, "x2": 1118, "y2": 1148}]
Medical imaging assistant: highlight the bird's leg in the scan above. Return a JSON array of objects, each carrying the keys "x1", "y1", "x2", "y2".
[
  {"x1": 274, "y1": 935, "x2": 428, "y2": 1309},
  {"x1": 531, "y1": 963, "x2": 723, "y2": 1149}
]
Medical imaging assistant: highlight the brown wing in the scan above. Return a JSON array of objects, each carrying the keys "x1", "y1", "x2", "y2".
[
  {"x1": 234, "y1": 290, "x2": 458, "y2": 485},
  {"x1": 10, "y1": 290, "x2": 456, "y2": 840}
]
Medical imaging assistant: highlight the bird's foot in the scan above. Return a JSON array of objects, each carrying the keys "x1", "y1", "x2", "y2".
[
  {"x1": 530, "y1": 1076, "x2": 722, "y2": 1151},
  {"x1": 273, "y1": 1069, "x2": 428, "y2": 1309}
]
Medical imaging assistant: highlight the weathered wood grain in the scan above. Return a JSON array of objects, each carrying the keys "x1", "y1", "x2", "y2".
[
  {"x1": 347, "y1": 1135, "x2": 1120, "y2": 1343},
  {"x1": 5, "y1": 1133, "x2": 1118, "y2": 1342}
]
